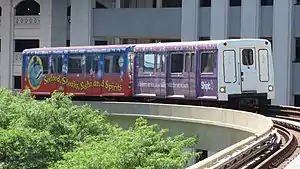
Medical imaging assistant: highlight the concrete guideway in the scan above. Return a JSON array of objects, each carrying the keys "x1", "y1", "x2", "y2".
[{"x1": 73, "y1": 101, "x2": 274, "y2": 168}]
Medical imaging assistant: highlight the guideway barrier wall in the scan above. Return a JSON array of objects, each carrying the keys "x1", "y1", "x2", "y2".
[{"x1": 74, "y1": 101, "x2": 274, "y2": 169}]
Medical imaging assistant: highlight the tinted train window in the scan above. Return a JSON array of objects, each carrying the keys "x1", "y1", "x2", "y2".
[
  {"x1": 93, "y1": 56, "x2": 99, "y2": 73},
  {"x1": 41, "y1": 57, "x2": 49, "y2": 74},
  {"x1": 48, "y1": 56, "x2": 56, "y2": 74},
  {"x1": 103, "y1": 55, "x2": 121, "y2": 73},
  {"x1": 68, "y1": 55, "x2": 82, "y2": 73},
  {"x1": 58, "y1": 56, "x2": 63, "y2": 74},
  {"x1": 143, "y1": 54, "x2": 155, "y2": 72},
  {"x1": 85, "y1": 55, "x2": 92, "y2": 74},
  {"x1": 201, "y1": 52, "x2": 214, "y2": 73},
  {"x1": 156, "y1": 54, "x2": 165, "y2": 72},
  {"x1": 184, "y1": 52, "x2": 195, "y2": 72},
  {"x1": 242, "y1": 49, "x2": 254, "y2": 65},
  {"x1": 171, "y1": 53, "x2": 184, "y2": 73}
]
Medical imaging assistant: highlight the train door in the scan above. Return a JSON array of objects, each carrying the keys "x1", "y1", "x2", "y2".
[
  {"x1": 184, "y1": 52, "x2": 196, "y2": 98},
  {"x1": 57, "y1": 55, "x2": 66, "y2": 93},
  {"x1": 165, "y1": 51, "x2": 190, "y2": 98},
  {"x1": 240, "y1": 48, "x2": 258, "y2": 92},
  {"x1": 157, "y1": 52, "x2": 166, "y2": 97},
  {"x1": 83, "y1": 54, "x2": 93, "y2": 96},
  {"x1": 43, "y1": 55, "x2": 60, "y2": 94},
  {"x1": 133, "y1": 52, "x2": 161, "y2": 97},
  {"x1": 196, "y1": 51, "x2": 218, "y2": 99},
  {"x1": 65, "y1": 54, "x2": 91, "y2": 95},
  {"x1": 91, "y1": 55, "x2": 103, "y2": 96},
  {"x1": 101, "y1": 53, "x2": 124, "y2": 96}
]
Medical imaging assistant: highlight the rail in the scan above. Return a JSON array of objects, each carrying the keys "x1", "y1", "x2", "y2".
[
  {"x1": 254, "y1": 123, "x2": 297, "y2": 169},
  {"x1": 250, "y1": 104, "x2": 300, "y2": 168}
]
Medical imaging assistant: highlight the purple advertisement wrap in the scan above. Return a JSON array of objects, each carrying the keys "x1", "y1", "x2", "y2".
[{"x1": 133, "y1": 43, "x2": 219, "y2": 100}]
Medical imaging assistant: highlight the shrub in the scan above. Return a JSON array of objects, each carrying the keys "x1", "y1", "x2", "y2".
[
  {"x1": 49, "y1": 118, "x2": 199, "y2": 169},
  {"x1": 0, "y1": 128, "x2": 60, "y2": 169},
  {"x1": 0, "y1": 88, "x2": 199, "y2": 169}
]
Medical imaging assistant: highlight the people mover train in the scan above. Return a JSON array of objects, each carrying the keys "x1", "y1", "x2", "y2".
[{"x1": 21, "y1": 39, "x2": 275, "y2": 108}]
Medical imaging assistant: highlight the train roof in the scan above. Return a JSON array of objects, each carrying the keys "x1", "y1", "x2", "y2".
[
  {"x1": 22, "y1": 44, "x2": 135, "y2": 55},
  {"x1": 134, "y1": 39, "x2": 269, "y2": 52},
  {"x1": 22, "y1": 39, "x2": 269, "y2": 55}
]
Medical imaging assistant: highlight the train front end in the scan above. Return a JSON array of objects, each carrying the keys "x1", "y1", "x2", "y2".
[{"x1": 217, "y1": 39, "x2": 275, "y2": 110}]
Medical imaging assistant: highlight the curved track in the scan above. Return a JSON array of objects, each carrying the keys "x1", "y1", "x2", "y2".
[{"x1": 251, "y1": 105, "x2": 300, "y2": 169}]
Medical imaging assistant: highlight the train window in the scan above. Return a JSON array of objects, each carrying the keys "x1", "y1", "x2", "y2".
[
  {"x1": 184, "y1": 53, "x2": 191, "y2": 72},
  {"x1": 171, "y1": 53, "x2": 184, "y2": 73},
  {"x1": 103, "y1": 54, "x2": 121, "y2": 73},
  {"x1": 184, "y1": 52, "x2": 195, "y2": 72},
  {"x1": 48, "y1": 56, "x2": 55, "y2": 74},
  {"x1": 68, "y1": 55, "x2": 82, "y2": 73},
  {"x1": 191, "y1": 53, "x2": 195, "y2": 72},
  {"x1": 156, "y1": 54, "x2": 165, "y2": 72},
  {"x1": 143, "y1": 54, "x2": 155, "y2": 72},
  {"x1": 58, "y1": 56, "x2": 63, "y2": 74},
  {"x1": 41, "y1": 56, "x2": 49, "y2": 74},
  {"x1": 93, "y1": 56, "x2": 99, "y2": 73},
  {"x1": 85, "y1": 55, "x2": 92, "y2": 74},
  {"x1": 242, "y1": 49, "x2": 254, "y2": 66},
  {"x1": 201, "y1": 52, "x2": 214, "y2": 73}
]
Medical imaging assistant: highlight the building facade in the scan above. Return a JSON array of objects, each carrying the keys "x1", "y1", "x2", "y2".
[{"x1": 1, "y1": 0, "x2": 300, "y2": 105}]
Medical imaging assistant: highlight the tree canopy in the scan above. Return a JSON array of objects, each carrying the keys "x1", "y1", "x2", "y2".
[{"x1": 0, "y1": 88, "x2": 199, "y2": 169}]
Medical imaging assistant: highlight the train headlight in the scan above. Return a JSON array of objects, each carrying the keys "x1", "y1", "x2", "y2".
[
  {"x1": 219, "y1": 86, "x2": 226, "y2": 93},
  {"x1": 268, "y1": 85, "x2": 273, "y2": 91}
]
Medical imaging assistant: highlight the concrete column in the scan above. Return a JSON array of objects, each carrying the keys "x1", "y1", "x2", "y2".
[
  {"x1": 129, "y1": 0, "x2": 137, "y2": 8},
  {"x1": 40, "y1": 0, "x2": 68, "y2": 47},
  {"x1": 0, "y1": 0, "x2": 14, "y2": 88},
  {"x1": 115, "y1": 0, "x2": 120, "y2": 8},
  {"x1": 70, "y1": 0, "x2": 94, "y2": 46},
  {"x1": 272, "y1": 0, "x2": 293, "y2": 105},
  {"x1": 156, "y1": 0, "x2": 162, "y2": 8},
  {"x1": 241, "y1": 0, "x2": 260, "y2": 38},
  {"x1": 184, "y1": 148, "x2": 195, "y2": 166},
  {"x1": 181, "y1": 0, "x2": 199, "y2": 41},
  {"x1": 210, "y1": 0, "x2": 229, "y2": 40},
  {"x1": 114, "y1": 0, "x2": 121, "y2": 44}
]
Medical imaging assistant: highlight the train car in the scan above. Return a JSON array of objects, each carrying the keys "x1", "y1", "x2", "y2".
[
  {"x1": 21, "y1": 38, "x2": 274, "y2": 108},
  {"x1": 22, "y1": 45, "x2": 134, "y2": 97},
  {"x1": 132, "y1": 39, "x2": 274, "y2": 107}
]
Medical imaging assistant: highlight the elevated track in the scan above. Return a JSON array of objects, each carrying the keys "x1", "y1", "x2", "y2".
[{"x1": 14, "y1": 89, "x2": 300, "y2": 168}]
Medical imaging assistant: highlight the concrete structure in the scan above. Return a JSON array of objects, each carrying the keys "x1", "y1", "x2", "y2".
[
  {"x1": 74, "y1": 101, "x2": 274, "y2": 168},
  {"x1": 2, "y1": 0, "x2": 300, "y2": 105}
]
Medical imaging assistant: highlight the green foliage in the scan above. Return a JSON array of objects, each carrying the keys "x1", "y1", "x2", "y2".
[
  {"x1": 0, "y1": 88, "x2": 199, "y2": 169},
  {"x1": 50, "y1": 118, "x2": 199, "y2": 169},
  {"x1": 0, "y1": 128, "x2": 59, "y2": 169}
]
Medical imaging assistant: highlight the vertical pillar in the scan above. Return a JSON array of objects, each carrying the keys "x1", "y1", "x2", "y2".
[
  {"x1": 114, "y1": 0, "x2": 121, "y2": 44},
  {"x1": 184, "y1": 148, "x2": 195, "y2": 166},
  {"x1": 272, "y1": 0, "x2": 293, "y2": 105},
  {"x1": 210, "y1": 0, "x2": 229, "y2": 40},
  {"x1": 129, "y1": 0, "x2": 137, "y2": 8},
  {"x1": 70, "y1": 0, "x2": 94, "y2": 46},
  {"x1": 1, "y1": 0, "x2": 13, "y2": 88},
  {"x1": 156, "y1": 0, "x2": 162, "y2": 8},
  {"x1": 40, "y1": 0, "x2": 68, "y2": 47},
  {"x1": 241, "y1": 0, "x2": 260, "y2": 38},
  {"x1": 181, "y1": 0, "x2": 199, "y2": 41}
]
